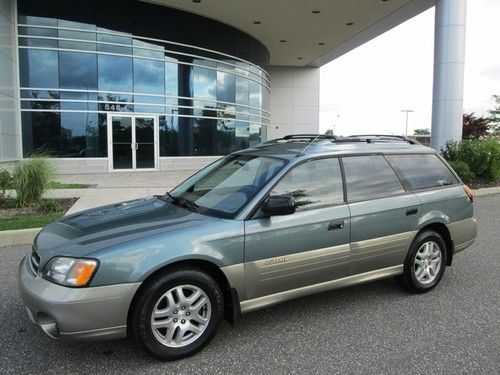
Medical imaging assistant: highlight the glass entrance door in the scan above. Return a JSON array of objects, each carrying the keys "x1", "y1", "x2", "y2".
[{"x1": 109, "y1": 115, "x2": 157, "y2": 171}]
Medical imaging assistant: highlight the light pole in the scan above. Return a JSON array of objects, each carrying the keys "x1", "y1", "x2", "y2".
[{"x1": 401, "y1": 109, "x2": 414, "y2": 136}]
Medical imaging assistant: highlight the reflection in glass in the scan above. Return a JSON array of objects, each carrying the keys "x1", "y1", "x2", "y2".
[
  {"x1": 272, "y1": 159, "x2": 344, "y2": 211},
  {"x1": 20, "y1": 49, "x2": 59, "y2": 88},
  {"x1": 59, "y1": 20, "x2": 96, "y2": 51},
  {"x1": 112, "y1": 117, "x2": 133, "y2": 169},
  {"x1": 60, "y1": 52, "x2": 97, "y2": 89},
  {"x1": 98, "y1": 55, "x2": 133, "y2": 92},
  {"x1": 18, "y1": 13, "x2": 269, "y2": 159},
  {"x1": 60, "y1": 112, "x2": 100, "y2": 157},
  {"x1": 193, "y1": 64, "x2": 216, "y2": 101},
  {"x1": 21, "y1": 111, "x2": 61, "y2": 157},
  {"x1": 343, "y1": 156, "x2": 405, "y2": 201},
  {"x1": 135, "y1": 117, "x2": 155, "y2": 169},
  {"x1": 133, "y1": 58, "x2": 165, "y2": 94},
  {"x1": 217, "y1": 66, "x2": 235, "y2": 103},
  {"x1": 97, "y1": 28, "x2": 132, "y2": 54},
  {"x1": 165, "y1": 60, "x2": 178, "y2": 103}
]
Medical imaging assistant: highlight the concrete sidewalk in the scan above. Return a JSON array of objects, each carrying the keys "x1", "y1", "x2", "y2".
[
  {"x1": 56, "y1": 170, "x2": 194, "y2": 188},
  {"x1": 65, "y1": 187, "x2": 167, "y2": 214},
  {"x1": 57, "y1": 170, "x2": 192, "y2": 214}
]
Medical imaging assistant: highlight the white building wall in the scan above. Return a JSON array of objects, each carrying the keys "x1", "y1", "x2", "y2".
[
  {"x1": 0, "y1": 0, "x2": 20, "y2": 162},
  {"x1": 268, "y1": 66, "x2": 320, "y2": 139}
]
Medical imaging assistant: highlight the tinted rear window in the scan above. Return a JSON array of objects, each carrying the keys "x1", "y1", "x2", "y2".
[
  {"x1": 386, "y1": 154, "x2": 459, "y2": 190},
  {"x1": 342, "y1": 155, "x2": 405, "y2": 201}
]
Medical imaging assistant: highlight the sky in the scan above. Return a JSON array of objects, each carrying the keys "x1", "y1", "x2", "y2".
[{"x1": 319, "y1": 0, "x2": 500, "y2": 136}]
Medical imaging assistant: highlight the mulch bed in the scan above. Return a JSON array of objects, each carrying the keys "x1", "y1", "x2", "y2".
[{"x1": 0, "y1": 198, "x2": 77, "y2": 218}]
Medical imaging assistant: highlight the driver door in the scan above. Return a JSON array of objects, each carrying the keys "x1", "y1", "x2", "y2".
[{"x1": 243, "y1": 158, "x2": 350, "y2": 300}]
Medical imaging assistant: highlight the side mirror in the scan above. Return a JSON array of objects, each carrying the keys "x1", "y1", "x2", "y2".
[{"x1": 263, "y1": 194, "x2": 296, "y2": 216}]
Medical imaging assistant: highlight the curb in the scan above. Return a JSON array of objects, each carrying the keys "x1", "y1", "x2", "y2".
[
  {"x1": 0, "y1": 227, "x2": 41, "y2": 248},
  {"x1": 475, "y1": 186, "x2": 500, "y2": 197}
]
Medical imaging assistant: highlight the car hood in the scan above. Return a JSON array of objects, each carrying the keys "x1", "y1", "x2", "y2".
[{"x1": 33, "y1": 196, "x2": 219, "y2": 264}]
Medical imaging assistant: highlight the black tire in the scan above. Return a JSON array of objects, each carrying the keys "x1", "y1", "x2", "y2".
[
  {"x1": 130, "y1": 267, "x2": 223, "y2": 360},
  {"x1": 396, "y1": 230, "x2": 447, "y2": 293}
]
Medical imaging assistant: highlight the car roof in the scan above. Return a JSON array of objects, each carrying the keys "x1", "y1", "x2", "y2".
[{"x1": 234, "y1": 134, "x2": 435, "y2": 161}]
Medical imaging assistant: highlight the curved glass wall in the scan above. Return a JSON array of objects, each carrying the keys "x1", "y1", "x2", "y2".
[{"x1": 18, "y1": 2, "x2": 270, "y2": 158}]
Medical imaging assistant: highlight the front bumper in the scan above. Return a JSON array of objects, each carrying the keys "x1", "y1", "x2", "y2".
[{"x1": 18, "y1": 255, "x2": 141, "y2": 341}]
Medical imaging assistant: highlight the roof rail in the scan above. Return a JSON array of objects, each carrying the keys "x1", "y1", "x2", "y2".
[
  {"x1": 346, "y1": 134, "x2": 420, "y2": 145},
  {"x1": 282, "y1": 134, "x2": 336, "y2": 141}
]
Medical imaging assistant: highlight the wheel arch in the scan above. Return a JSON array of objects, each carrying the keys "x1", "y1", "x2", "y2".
[
  {"x1": 127, "y1": 259, "x2": 240, "y2": 334},
  {"x1": 415, "y1": 222, "x2": 454, "y2": 266}
]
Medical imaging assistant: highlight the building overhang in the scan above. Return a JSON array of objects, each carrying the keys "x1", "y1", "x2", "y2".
[{"x1": 142, "y1": 0, "x2": 435, "y2": 67}]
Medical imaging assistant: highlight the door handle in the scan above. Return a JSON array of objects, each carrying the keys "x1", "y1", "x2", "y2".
[
  {"x1": 328, "y1": 220, "x2": 344, "y2": 231},
  {"x1": 406, "y1": 207, "x2": 418, "y2": 216}
]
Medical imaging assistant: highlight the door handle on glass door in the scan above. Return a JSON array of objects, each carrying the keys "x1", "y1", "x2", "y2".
[{"x1": 328, "y1": 220, "x2": 344, "y2": 231}]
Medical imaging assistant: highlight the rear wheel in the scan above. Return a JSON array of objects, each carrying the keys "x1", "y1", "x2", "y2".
[
  {"x1": 397, "y1": 231, "x2": 446, "y2": 293},
  {"x1": 130, "y1": 268, "x2": 223, "y2": 360}
]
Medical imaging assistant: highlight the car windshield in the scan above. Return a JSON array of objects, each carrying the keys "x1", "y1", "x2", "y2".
[{"x1": 167, "y1": 154, "x2": 287, "y2": 219}]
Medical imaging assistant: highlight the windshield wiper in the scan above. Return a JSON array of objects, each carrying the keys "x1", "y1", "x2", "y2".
[{"x1": 165, "y1": 192, "x2": 199, "y2": 212}]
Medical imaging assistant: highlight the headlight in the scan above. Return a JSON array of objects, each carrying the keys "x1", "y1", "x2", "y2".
[{"x1": 42, "y1": 257, "x2": 99, "y2": 287}]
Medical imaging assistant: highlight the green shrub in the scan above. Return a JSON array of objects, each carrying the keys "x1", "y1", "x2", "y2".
[
  {"x1": 13, "y1": 157, "x2": 54, "y2": 207},
  {"x1": 0, "y1": 169, "x2": 12, "y2": 197},
  {"x1": 442, "y1": 139, "x2": 500, "y2": 182},
  {"x1": 37, "y1": 199, "x2": 61, "y2": 214},
  {"x1": 448, "y1": 160, "x2": 473, "y2": 183}
]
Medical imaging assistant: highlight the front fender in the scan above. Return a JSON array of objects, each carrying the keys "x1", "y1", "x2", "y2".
[{"x1": 89, "y1": 220, "x2": 244, "y2": 286}]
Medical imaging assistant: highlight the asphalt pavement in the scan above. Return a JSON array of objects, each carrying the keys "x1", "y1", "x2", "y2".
[{"x1": 0, "y1": 195, "x2": 499, "y2": 374}]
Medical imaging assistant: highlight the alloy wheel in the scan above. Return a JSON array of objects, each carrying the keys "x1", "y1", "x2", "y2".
[
  {"x1": 150, "y1": 284, "x2": 211, "y2": 348},
  {"x1": 414, "y1": 241, "x2": 442, "y2": 285}
]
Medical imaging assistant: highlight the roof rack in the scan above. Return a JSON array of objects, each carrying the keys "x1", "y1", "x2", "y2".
[
  {"x1": 345, "y1": 134, "x2": 420, "y2": 145},
  {"x1": 262, "y1": 133, "x2": 421, "y2": 147},
  {"x1": 282, "y1": 134, "x2": 336, "y2": 141}
]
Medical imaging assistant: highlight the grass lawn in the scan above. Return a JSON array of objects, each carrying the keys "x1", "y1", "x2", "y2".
[
  {"x1": 0, "y1": 212, "x2": 64, "y2": 231},
  {"x1": 46, "y1": 181, "x2": 88, "y2": 189}
]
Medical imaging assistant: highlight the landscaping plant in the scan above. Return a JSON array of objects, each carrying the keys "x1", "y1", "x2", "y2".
[
  {"x1": 447, "y1": 160, "x2": 473, "y2": 183},
  {"x1": 0, "y1": 169, "x2": 12, "y2": 198},
  {"x1": 13, "y1": 157, "x2": 54, "y2": 207},
  {"x1": 443, "y1": 139, "x2": 500, "y2": 182}
]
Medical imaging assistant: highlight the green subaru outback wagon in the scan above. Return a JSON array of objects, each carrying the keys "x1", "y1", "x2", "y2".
[{"x1": 18, "y1": 134, "x2": 477, "y2": 360}]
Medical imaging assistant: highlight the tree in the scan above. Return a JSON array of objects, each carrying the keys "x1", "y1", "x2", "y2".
[
  {"x1": 488, "y1": 95, "x2": 500, "y2": 135},
  {"x1": 414, "y1": 128, "x2": 430, "y2": 135},
  {"x1": 324, "y1": 129, "x2": 333, "y2": 135},
  {"x1": 462, "y1": 112, "x2": 491, "y2": 139}
]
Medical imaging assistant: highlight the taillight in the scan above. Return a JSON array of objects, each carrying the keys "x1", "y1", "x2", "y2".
[{"x1": 463, "y1": 184, "x2": 475, "y2": 202}]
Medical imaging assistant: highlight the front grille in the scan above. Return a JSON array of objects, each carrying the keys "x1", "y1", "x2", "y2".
[{"x1": 30, "y1": 247, "x2": 41, "y2": 274}]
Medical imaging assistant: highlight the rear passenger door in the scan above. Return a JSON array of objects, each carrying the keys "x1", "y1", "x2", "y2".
[
  {"x1": 244, "y1": 158, "x2": 350, "y2": 300},
  {"x1": 343, "y1": 155, "x2": 421, "y2": 275}
]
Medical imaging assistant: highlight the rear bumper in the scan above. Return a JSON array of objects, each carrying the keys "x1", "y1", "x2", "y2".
[
  {"x1": 18, "y1": 255, "x2": 141, "y2": 341},
  {"x1": 449, "y1": 217, "x2": 478, "y2": 254}
]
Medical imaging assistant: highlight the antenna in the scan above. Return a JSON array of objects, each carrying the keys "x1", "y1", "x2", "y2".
[{"x1": 300, "y1": 134, "x2": 321, "y2": 154}]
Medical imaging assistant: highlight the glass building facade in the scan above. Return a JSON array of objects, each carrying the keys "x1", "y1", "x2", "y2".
[{"x1": 17, "y1": 0, "x2": 270, "y2": 169}]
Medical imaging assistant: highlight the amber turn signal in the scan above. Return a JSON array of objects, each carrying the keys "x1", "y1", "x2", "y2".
[{"x1": 67, "y1": 260, "x2": 98, "y2": 286}]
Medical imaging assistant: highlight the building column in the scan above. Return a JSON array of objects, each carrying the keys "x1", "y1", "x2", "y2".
[
  {"x1": 431, "y1": 0, "x2": 467, "y2": 151},
  {"x1": 269, "y1": 66, "x2": 319, "y2": 139}
]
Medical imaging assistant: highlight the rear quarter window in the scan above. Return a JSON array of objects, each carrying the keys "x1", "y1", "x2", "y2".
[
  {"x1": 342, "y1": 155, "x2": 405, "y2": 202},
  {"x1": 385, "y1": 154, "x2": 459, "y2": 190}
]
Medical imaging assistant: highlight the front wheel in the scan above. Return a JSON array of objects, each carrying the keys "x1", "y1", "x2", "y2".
[
  {"x1": 130, "y1": 267, "x2": 223, "y2": 360},
  {"x1": 397, "y1": 231, "x2": 446, "y2": 293}
]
